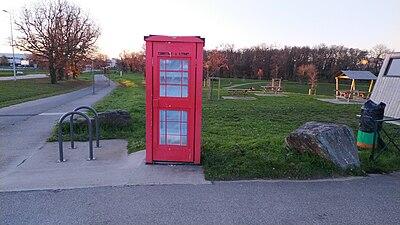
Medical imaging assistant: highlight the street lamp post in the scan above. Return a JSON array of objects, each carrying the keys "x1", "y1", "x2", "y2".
[{"x1": 2, "y1": 9, "x2": 17, "y2": 81}]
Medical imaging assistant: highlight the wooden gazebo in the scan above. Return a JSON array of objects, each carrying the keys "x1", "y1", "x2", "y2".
[{"x1": 335, "y1": 70, "x2": 377, "y2": 100}]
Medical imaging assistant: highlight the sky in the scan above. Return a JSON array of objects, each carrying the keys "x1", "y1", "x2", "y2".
[{"x1": 1, "y1": 0, "x2": 399, "y2": 58}]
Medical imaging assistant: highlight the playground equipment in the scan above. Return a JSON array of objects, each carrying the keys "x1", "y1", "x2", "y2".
[{"x1": 261, "y1": 78, "x2": 283, "y2": 94}]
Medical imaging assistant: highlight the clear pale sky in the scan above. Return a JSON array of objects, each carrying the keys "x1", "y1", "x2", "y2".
[{"x1": 1, "y1": 0, "x2": 399, "y2": 58}]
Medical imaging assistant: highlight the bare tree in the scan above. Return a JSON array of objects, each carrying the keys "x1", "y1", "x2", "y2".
[
  {"x1": 14, "y1": 0, "x2": 100, "y2": 83},
  {"x1": 92, "y1": 53, "x2": 108, "y2": 69},
  {"x1": 297, "y1": 64, "x2": 318, "y2": 95},
  {"x1": 119, "y1": 51, "x2": 145, "y2": 73},
  {"x1": 370, "y1": 44, "x2": 393, "y2": 73}
]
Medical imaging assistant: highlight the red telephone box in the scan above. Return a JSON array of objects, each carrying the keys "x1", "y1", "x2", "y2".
[{"x1": 144, "y1": 35, "x2": 205, "y2": 164}]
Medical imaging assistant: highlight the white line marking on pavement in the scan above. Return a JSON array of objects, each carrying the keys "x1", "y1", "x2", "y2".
[{"x1": 38, "y1": 112, "x2": 66, "y2": 116}]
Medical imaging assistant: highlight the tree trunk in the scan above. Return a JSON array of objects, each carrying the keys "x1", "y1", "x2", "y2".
[
  {"x1": 57, "y1": 68, "x2": 65, "y2": 80},
  {"x1": 49, "y1": 59, "x2": 57, "y2": 84}
]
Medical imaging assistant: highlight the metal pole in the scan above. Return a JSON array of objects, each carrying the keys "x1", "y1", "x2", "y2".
[
  {"x1": 92, "y1": 61, "x2": 95, "y2": 95},
  {"x1": 69, "y1": 115, "x2": 75, "y2": 149},
  {"x1": 370, "y1": 119, "x2": 378, "y2": 161},
  {"x1": 88, "y1": 120, "x2": 94, "y2": 160},
  {"x1": 58, "y1": 122, "x2": 65, "y2": 162},
  {"x1": 95, "y1": 116, "x2": 100, "y2": 148},
  {"x1": 2, "y1": 10, "x2": 16, "y2": 81}
]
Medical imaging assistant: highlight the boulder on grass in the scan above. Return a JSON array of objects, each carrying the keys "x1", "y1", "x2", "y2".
[
  {"x1": 97, "y1": 110, "x2": 132, "y2": 127},
  {"x1": 285, "y1": 122, "x2": 360, "y2": 169},
  {"x1": 67, "y1": 110, "x2": 132, "y2": 128}
]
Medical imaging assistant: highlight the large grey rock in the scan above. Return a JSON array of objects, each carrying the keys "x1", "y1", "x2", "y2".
[
  {"x1": 67, "y1": 110, "x2": 132, "y2": 128},
  {"x1": 285, "y1": 122, "x2": 360, "y2": 169},
  {"x1": 97, "y1": 110, "x2": 132, "y2": 127}
]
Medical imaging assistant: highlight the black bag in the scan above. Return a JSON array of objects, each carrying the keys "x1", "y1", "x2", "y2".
[{"x1": 359, "y1": 100, "x2": 386, "y2": 132}]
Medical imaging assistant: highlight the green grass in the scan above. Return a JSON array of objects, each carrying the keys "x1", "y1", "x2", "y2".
[
  {"x1": 0, "y1": 69, "x2": 48, "y2": 77},
  {"x1": 49, "y1": 74, "x2": 400, "y2": 180},
  {"x1": 217, "y1": 78, "x2": 371, "y2": 97},
  {"x1": 0, "y1": 78, "x2": 91, "y2": 108}
]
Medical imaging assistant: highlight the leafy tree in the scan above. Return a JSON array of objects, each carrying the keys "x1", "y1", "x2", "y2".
[
  {"x1": 15, "y1": 0, "x2": 100, "y2": 83},
  {"x1": 0, "y1": 56, "x2": 9, "y2": 66},
  {"x1": 119, "y1": 51, "x2": 145, "y2": 73},
  {"x1": 297, "y1": 64, "x2": 318, "y2": 95},
  {"x1": 204, "y1": 49, "x2": 228, "y2": 80}
]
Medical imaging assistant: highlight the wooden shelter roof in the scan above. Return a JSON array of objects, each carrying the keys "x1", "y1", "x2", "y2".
[{"x1": 337, "y1": 70, "x2": 377, "y2": 80}]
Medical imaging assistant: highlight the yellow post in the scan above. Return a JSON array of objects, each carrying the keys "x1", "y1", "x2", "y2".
[
  {"x1": 351, "y1": 79, "x2": 356, "y2": 91},
  {"x1": 335, "y1": 77, "x2": 339, "y2": 98},
  {"x1": 368, "y1": 80, "x2": 374, "y2": 93}
]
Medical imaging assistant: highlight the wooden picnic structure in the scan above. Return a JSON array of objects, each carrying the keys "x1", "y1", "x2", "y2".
[
  {"x1": 226, "y1": 78, "x2": 282, "y2": 96},
  {"x1": 335, "y1": 70, "x2": 377, "y2": 101},
  {"x1": 261, "y1": 78, "x2": 283, "y2": 94},
  {"x1": 227, "y1": 87, "x2": 256, "y2": 96}
]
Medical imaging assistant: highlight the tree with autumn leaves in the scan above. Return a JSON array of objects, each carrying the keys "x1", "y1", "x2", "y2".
[
  {"x1": 297, "y1": 64, "x2": 318, "y2": 95},
  {"x1": 204, "y1": 50, "x2": 229, "y2": 80},
  {"x1": 15, "y1": 0, "x2": 100, "y2": 83},
  {"x1": 203, "y1": 50, "x2": 229, "y2": 100},
  {"x1": 119, "y1": 51, "x2": 145, "y2": 73},
  {"x1": 204, "y1": 44, "x2": 393, "y2": 81}
]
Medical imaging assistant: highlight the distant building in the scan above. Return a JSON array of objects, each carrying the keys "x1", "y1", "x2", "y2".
[
  {"x1": 108, "y1": 58, "x2": 118, "y2": 68},
  {"x1": 0, "y1": 53, "x2": 30, "y2": 66}
]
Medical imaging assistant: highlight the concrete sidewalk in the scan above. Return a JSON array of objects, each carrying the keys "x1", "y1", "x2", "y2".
[
  {"x1": 0, "y1": 74, "x2": 48, "y2": 81},
  {"x1": 0, "y1": 140, "x2": 209, "y2": 192}
]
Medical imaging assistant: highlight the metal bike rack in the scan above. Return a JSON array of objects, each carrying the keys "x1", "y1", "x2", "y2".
[
  {"x1": 70, "y1": 106, "x2": 100, "y2": 149},
  {"x1": 58, "y1": 111, "x2": 94, "y2": 162}
]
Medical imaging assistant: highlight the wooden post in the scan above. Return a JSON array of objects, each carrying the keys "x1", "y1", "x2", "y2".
[
  {"x1": 348, "y1": 79, "x2": 356, "y2": 101},
  {"x1": 368, "y1": 80, "x2": 374, "y2": 93},
  {"x1": 351, "y1": 79, "x2": 356, "y2": 91},
  {"x1": 207, "y1": 77, "x2": 212, "y2": 101},
  {"x1": 335, "y1": 77, "x2": 339, "y2": 99},
  {"x1": 218, "y1": 78, "x2": 221, "y2": 100}
]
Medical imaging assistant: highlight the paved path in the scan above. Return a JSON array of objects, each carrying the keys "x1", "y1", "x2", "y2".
[
  {"x1": 0, "y1": 75, "x2": 116, "y2": 177},
  {"x1": 1, "y1": 172, "x2": 399, "y2": 224},
  {"x1": 0, "y1": 74, "x2": 48, "y2": 81}
]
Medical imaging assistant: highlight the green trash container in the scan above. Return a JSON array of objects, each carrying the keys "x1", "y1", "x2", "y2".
[{"x1": 357, "y1": 130, "x2": 377, "y2": 149}]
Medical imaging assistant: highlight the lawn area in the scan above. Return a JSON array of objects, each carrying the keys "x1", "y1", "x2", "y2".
[
  {"x1": 0, "y1": 78, "x2": 91, "y2": 108},
  {"x1": 52, "y1": 73, "x2": 400, "y2": 180},
  {"x1": 217, "y1": 78, "x2": 371, "y2": 97}
]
